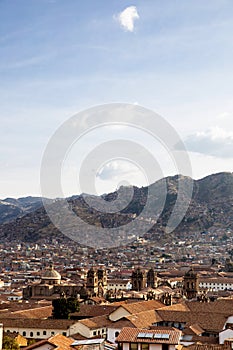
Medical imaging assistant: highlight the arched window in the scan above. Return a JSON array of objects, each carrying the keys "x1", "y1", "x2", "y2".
[
  {"x1": 115, "y1": 331, "x2": 119, "y2": 338},
  {"x1": 30, "y1": 332, "x2": 33, "y2": 337}
]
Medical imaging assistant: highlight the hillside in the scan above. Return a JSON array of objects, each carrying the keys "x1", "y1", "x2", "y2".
[
  {"x1": 0, "y1": 172, "x2": 232, "y2": 246},
  {"x1": 0, "y1": 196, "x2": 52, "y2": 225}
]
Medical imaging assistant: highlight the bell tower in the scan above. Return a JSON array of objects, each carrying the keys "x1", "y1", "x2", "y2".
[
  {"x1": 147, "y1": 268, "x2": 156, "y2": 288},
  {"x1": 86, "y1": 267, "x2": 107, "y2": 296},
  {"x1": 86, "y1": 267, "x2": 98, "y2": 295},
  {"x1": 131, "y1": 267, "x2": 146, "y2": 291},
  {"x1": 183, "y1": 268, "x2": 199, "y2": 299}
]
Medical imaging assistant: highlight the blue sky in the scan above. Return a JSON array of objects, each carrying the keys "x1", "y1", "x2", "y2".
[{"x1": 1, "y1": 0, "x2": 233, "y2": 198}]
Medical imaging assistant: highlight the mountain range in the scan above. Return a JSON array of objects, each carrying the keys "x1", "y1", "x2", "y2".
[{"x1": 0, "y1": 172, "x2": 232, "y2": 245}]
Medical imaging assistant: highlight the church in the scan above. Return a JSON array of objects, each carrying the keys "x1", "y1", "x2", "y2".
[{"x1": 23, "y1": 265, "x2": 107, "y2": 300}]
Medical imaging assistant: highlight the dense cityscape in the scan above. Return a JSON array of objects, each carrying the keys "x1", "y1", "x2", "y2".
[{"x1": 1, "y1": 1, "x2": 233, "y2": 350}]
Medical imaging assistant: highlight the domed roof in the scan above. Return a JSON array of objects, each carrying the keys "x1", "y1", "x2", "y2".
[{"x1": 42, "y1": 265, "x2": 61, "y2": 280}]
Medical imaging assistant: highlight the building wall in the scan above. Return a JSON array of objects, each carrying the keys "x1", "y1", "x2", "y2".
[
  {"x1": 150, "y1": 345, "x2": 161, "y2": 350},
  {"x1": 107, "y1": 282, "x2": 131, "y2": 291},
  {"x1": 122, "y1": 344, "x2": 176, "y2": 350},
  {"x1": 70, "y1": 323, "x2": 91, "y2": 338},
  {"x1": 122, "y1": 344, "x2": 130, "y2": 350},
  {"x1": 219, "y1": 329, "x2": 233, "y2": 344},
  {"x1": 107, "y1": 328, "x2": 121, "y2": 344},
  {"x1": 199, "y1": 281, "x2": 233, "y2": 291},
  {"x1": 109, "y1": 307, "x2": 130, "y2": 321},
  {"x1": 4, "y1": 327, "x2": 68, "y2": 340}
]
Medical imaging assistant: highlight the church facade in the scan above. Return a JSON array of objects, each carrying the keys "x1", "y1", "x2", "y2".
[{"x1": 23, "y1": 266, "x2": 107, "y2": 300}]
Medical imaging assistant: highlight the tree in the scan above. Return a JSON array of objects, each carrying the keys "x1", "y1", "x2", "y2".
[
  {"x1": 3, "y1": 336, "x2": 19, "y2": 350},
  {"x1": 52, "y1": 296, "x2": 79, "y2": 319}
]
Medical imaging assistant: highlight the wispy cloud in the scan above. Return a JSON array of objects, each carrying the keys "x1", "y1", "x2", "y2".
[{"x1": 116, "y1": 6, "x2": 139, "y2": 32}]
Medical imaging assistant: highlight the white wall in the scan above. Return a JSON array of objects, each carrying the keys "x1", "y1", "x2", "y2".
[
  {"x1": 109, "y1": 307, "x2": 130, "y2": 321},
  {"x1": 122, "y1": 344, "x2": 130, "y2": 350},
  {"x1": 107, "y1": 328, "x2": 121, "y2": 344},
  {"x1": 73, "y1": 323, "x2": 92, "y2": 338},
  {"x1": 219, "y1": 329, "x2": 233, "y2": 344},
  {"x1": 4, "y1": 327, "x2": 67, "y2": 340},
  {"x1": 224, "y1": 316, "x2": 233, "y2": 328}
]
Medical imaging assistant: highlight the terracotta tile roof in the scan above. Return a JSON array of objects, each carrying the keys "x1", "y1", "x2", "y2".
[
  {"x1": 2, "y1": 318, "x2": 75, "y2": 329},
  {"x1": 126, "y1": 310, "x2": 162, "y2": 328},
  {"x1": 183, "y1": 324, "x2": 205, "y2": 336},
  {"x1": 110, "y1": 319, "x2": 136, "y2": 329},
  {"x1": 79, "y1": 315, "x2": 112, "y2": 329},
  {"x1": 187, "y1": 300, "x2": 233, "y2": 315},
  {"x1": 116, "y1": 327, "x2": 181, "y2": 344},
  {"x1": 71, "y1": 304, "x2": 117, "y2": 318},
  {"x1": 156, "y1": 309, "x2": 191, "y2": 323},
  {"x1": 49, "y1": 333, "x2": 74, "y2": 350},
  {"x1": 0, "y1": 305, "x2": 53, "y2": 319},
  {"x1": 122, "y1": 300, "x2": 164, "y2": 314},
  {"x1": 156, "y1": 308, "x2": 227, "y2": 332},
  {"x1": 23, "y1": 339, "x2": 53, "y2": 350},
  {"x1": 158, "y1": 303, "x2": 190, "y2": 312},
  {"x1": 155, "y1": 300, "x2": 233, "y2": 333},
  {"x1": 24, "y1": 334, "x2": 74, "y2": 350}
]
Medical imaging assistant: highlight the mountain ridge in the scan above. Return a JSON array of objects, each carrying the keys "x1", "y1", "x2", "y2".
[{"x1": 0, "y1": 172, "x2": 232, "y2": 245}]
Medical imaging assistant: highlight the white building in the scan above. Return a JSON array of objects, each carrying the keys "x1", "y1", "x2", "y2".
[
  {"x1": 2, "y1": 319, "x2": 80, "y2": 339},
  {"x1": 199, "y1": 278, "x2": 233, "y2": 291}
]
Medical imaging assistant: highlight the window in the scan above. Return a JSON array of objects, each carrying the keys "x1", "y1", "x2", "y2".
[
  {"x1": 62, "y1": 332, "x2": 67, "y2": 336},
  {"x1": 115, "y1": 331, "x2": 119, "y2": 338},
  {"x1": 130, "y1": 343, "x2": 138, "y2": 350},
  {"x1": 162, "y1": 344, "x2": 169, "y2": 350},
  {"x1": 43, "y1": 331, "x2": 47, "y2": 335},
  {"x1": 102, "y1": 329, "x2": 105, "y2": 333},
  {"x1": 37, "y1": 332, "x2": 40, "y2": 336},
  {"x1": 93, "y1": 331, "x2": 97, "y2": 336},
  {"x1": 23, "y1": 331, "x2": 26, "y2": 337},
  {"x1": 141, "y1": 344, "x2": 149, "y2": 350},
  {"x1": 51, "y1": 332, "x2": 55, "y2": 335},
  {"x1": 30, "y1": 332, "x2": 33, "y2": 337}
]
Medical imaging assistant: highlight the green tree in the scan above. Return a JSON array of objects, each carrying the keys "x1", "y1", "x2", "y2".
[
  {"x1": 3, "y1": 336, "x2": 19, "y2": 350},
  {"x1": 52, "y1": 296, "x2": 79, "y2": 319}
]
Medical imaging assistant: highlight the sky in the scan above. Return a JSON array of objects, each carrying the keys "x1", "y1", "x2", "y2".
[{"x1": 1, "y1": 0, "x2": 233, "y2": 198}]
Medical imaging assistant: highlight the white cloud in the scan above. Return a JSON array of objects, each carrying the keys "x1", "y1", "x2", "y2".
[
  {"x1": 116, "y1": 6, "x2": 139, "y2": 32},
  {"x1": 97, "y1": 160, "x2": 137, "y2": 180},
  {"x1": 183, "y1": 126, "x2": 233, "y2": 158}
]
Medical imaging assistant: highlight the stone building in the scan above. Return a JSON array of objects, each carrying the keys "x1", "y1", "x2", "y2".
[
  {"x1": 86, "y1": 267, "x2": 107, "y2": 297},
  {"x1": 23, "y1": 265, "x2": 107, "y2": 300},
  {"x1": 147, "y1": 268, "x2": 156, "y2": 288},
  {"x1": 183, "y1": 268, "x2": 199, "y2": 299},
  {"x1": 131, "y1": 267, "x2": 157, "y2": 291}
]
